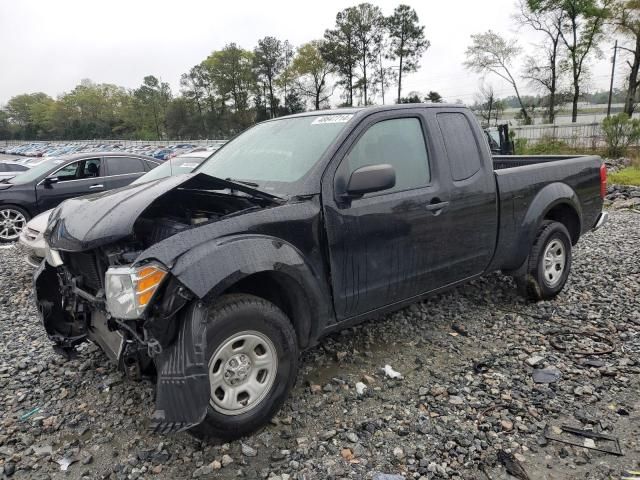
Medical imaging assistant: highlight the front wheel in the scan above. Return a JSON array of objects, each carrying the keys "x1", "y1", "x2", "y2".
[
  {"x1": 516, "y1": 221, "x2": 572, "y2": 301},
  {"x1": 188, "y1": 294, "x2": 298, "y2": 440},
  {"x1": 0, "y1": 205, "x2": 30, "y2": 243}
]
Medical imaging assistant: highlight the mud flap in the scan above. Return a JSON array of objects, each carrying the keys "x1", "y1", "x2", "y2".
[{"x1": 150, "y1": 302, "x2": 209, "y2": 434}]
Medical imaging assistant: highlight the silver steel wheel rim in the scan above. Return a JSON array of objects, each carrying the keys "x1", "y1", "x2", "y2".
[
  {"x1": 542, "y1": 239, "x2": 566, "y2": 287},
  {"x1": 0, "y1": 209, "x2": 26, "y2": 241},
  {"x1": 208, "y1": 330, "x2": 278, "y2": 416}
]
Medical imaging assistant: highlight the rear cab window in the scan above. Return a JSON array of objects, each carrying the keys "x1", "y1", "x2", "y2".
[{"x1": 436, "y1": 112, "x2": 482, "y2": 181}]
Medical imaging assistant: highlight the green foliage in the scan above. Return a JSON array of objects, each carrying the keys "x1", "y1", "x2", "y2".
[
  {"x1": 426, "y1": 91, "x2": 442, "y2": 103},
  {"x1": 289, "y1": 41, "x2": 335, "y2": 110},
  {"x1": 602, "y1": 113, "x2": 640, "y2": 158},
  {"x1": 608, "y1": 167, "x2": 640, "y2": 186}
]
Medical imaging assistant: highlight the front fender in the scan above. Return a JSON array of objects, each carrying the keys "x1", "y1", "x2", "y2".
[{"x1": 170, "y1": 234, "x2": 322, "y2": 298}]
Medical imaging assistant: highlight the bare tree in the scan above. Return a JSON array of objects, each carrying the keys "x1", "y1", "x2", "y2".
[
  {"x1": 516, "y1": 0, "x2": 565, "y2": 123},
  {"x1": 612, "y1": 0, "x2": 640, "y2": 115},
  {"x1": 465, "y1": 30, "x2": 531, "y2": 124}
]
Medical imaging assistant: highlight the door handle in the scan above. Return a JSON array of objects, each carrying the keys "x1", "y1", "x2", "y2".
[
  {"x1": 425, "y1": 200, "x2": 449, "y2": 213},
  {"x1": 89, "y1": 184, "x2": 104, "y2": 189}
]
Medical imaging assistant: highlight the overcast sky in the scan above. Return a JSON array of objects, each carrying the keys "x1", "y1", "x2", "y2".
[{"x1": 0, "y1": 0, "x2": 627, "y2": 107}]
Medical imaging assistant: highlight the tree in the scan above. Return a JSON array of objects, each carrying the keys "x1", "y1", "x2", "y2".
[
  {"x1": 612, "y1": 0, "x2": 640, "y2": 115},
  {"x1": 280, "y1": 40, "x2": 296, "y2": 113},
  {"x1": 132, "y1": 76, "x2": 172, "y2": 139},
  {"x1": 5, "y1": 93, "x2": 54, "y2": 138},
  {"x1": 517, "y1": 0, "x2": 566, "y2": 123},
  {"x1": 323, "y1": 8, "x2": 359, "y2": 105},
  {"x1": 529, "y1": 0, "x2": 611, "y2": 122},
  {"x1": 426, "y1": 91, "x2": 443, "y2": 103},
  {"x1": 350, "y1": 3, "x2": 386, "y2": 105},
  {"x1": 290, "y1": 41, "x2": 335, "y2": 110},
  {"x1": 474, "y1": 83, "x2": 497, "y2": 127},
  {"x1": 464, "y1": 30, "x2": 532, "y2": 124},
  {"x1": 399, "y1": 91, "x2": 422, "y2": 103},
  {"x1": 203, "y1": 44, "x2": 256, "y2": 132},
  {"x1": 387, "y1": 5, "x2": 430, "y2": 103},
  {"x1": 253, "y1": 36, "x2": 284, "y2": 118}
]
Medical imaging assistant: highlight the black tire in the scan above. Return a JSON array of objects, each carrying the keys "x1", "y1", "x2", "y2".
[
  {"x1": 516, "y1": 220, "x2": 572, "y2": 301},
  {"x1": 0, "y1": 204, "x2": 30, "y2": 243},
  {"x1": 189, "y1": 294, "x2": 298, "y2": 441}
]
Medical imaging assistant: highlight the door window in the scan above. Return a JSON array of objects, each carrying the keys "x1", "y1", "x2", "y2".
[
  {"x1": 340, "y1": 117, "x2": 430, "y2": 195},
  {"x1": 53, "y1": 159, "x2": 102, "y2": 182},
  {"x1": 106, "y1": 157, "x2": 146, "y2": 175}
]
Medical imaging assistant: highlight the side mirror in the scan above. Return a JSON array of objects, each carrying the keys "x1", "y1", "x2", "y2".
[
  {"x1": 346, "y1": 164, "x2": 396, "y2": 197},
  {"x1": 44, "y1": 177, "x2": 59, "y2": 186}
]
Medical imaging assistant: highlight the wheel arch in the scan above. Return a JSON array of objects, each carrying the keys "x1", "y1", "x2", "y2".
[{"x1": 168, "y1": 234, "x2": 333, "y2": 349}]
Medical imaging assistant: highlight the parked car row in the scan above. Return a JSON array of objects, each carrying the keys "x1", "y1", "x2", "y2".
[{"x1": 0, "y1": 141, "x2": 223, "y2": 160}]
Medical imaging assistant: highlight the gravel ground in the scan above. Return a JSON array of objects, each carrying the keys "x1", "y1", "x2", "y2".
[{"x1": 1, "y1": 211, "x2": 639, "y2": 480}]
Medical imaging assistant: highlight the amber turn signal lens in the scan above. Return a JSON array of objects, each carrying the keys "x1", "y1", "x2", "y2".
[{"x1": 134, "y1": 265, "x2": 166, "y2": 307}]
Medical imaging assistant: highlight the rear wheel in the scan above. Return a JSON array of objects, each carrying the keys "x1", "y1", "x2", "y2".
[
  {"x1": 189, "y1": 294, "x2": 298, "y2": 440},
  {"x1": 0, "y1": 205, "x2": 29, "y2": 243},
  {"x1": 516, "y1": 221, "x2": 572, "y2": 301}
]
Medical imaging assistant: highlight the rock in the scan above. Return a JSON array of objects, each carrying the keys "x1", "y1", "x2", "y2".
[
  {"x1": 532, "y1": 367, "x2": 562, "y2": 383},
  {"x1": 501, "y1": 419, "x2": 514, "y2": 431},
  {"x1": 448, "y1": 395, "x2": 464, "y2": 405},
  {"x1": 241, "y1": 443, "x2": 257, "y2": 457},
  {"x1": 393, "y1": 446, "x2": 405, "y2": 459},
  {"x1": 525, "y1": 355, "x2": 544, "y2": 367},
  {"x1": 346, "y1": 432, "x2": 359, "y2": 443},
  {"x1": 221, "y1": 454, "x2": 233, "y2": 467},
  {"x1": 355, "y1": 382, "x2": 367, "y2": 395},
  {"x1": 319, "y1": 429, "x2": 337, "y2": 441},
  {"x1": 373, "y1": 474, "x2": 404, "y2": 480},
  {"x1": 192, "y1": 464, "x2": 214, "y2": 478}
]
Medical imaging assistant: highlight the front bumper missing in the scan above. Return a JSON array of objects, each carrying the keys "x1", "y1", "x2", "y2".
[{"x1": 34, "y1": 261, "x2": 210, "y2": 434}]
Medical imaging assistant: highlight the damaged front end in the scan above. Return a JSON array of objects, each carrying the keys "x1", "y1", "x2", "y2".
[{"x1": 34, "y1": 173, "x2": 282, "y2": 433}]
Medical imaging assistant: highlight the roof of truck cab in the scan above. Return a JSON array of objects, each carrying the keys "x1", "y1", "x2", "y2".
[{"x1": 281, "y1": 103, "x2": 467, "y2": 120}]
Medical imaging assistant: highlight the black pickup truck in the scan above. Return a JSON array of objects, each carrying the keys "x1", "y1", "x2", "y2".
[{"x1": 35, "y1": 104, "x2": 608, "y2": 439}]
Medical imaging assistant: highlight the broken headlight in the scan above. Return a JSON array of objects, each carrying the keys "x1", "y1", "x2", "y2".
[{"x1": 105, "y1": 263, "x2": 167, "y2": 319}]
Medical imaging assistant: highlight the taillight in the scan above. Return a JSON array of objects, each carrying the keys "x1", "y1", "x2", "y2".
[{"x1": 600, "y1": 163, "x2": 607, "y2": 199}]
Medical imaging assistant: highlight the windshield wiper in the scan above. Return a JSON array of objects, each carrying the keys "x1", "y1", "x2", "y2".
[{"x1": 225, "y1": 177, "x2": 260, "y2": 188}]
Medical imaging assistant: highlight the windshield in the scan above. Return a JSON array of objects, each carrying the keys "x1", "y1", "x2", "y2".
[
  {"x1": 196, "y1": 114, "x2": 353, "y2": 194},
  {"x1": 132, "y1": 156, "x2": 209, "y2": 184},
  {"x1": 9, "y1": 158, "x2": 67, "y2": 185}
]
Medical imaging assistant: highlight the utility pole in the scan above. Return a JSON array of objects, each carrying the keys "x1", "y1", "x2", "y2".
[{"x1": 607, "y1": 40, "x2": 618, "y2": 118}]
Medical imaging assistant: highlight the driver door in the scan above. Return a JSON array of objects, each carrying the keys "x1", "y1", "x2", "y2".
[{"x1": 36, "y1": 158, "x2": 104, "y2": 212}]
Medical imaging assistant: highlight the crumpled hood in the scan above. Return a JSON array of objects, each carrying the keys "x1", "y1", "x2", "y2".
[{"x1": 45, "y1": 173, "x2": 279, "y2": 252}]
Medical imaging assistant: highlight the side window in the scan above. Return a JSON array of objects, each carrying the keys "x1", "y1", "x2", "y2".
[
  {"x1": 55, "y1": 162, "x2": 81, "y2": 181},
  {"x1": 341, "y1": 117, "x2": 430, "y2": 195},
  {"x1": 436, "y1": 113, "x2": 481, "y2": 181},
  {"x1": 106, "y1": 157, "x2": 145, "y2": 175},
  {"x1": 54, "y1": 158, "x2": 102, "y2": 181},
  {"x1": 82, "y1": 159, "x2": 102, "y2": 178}
]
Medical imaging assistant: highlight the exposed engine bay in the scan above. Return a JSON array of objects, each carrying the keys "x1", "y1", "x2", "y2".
[{"x1": 134, "y1": 188, "x2": 272, "y2": 248}]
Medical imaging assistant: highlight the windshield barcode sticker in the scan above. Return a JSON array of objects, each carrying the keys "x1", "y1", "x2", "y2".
[{"x1": 311, "y1": 114, "x2": 353, "y2": 125}]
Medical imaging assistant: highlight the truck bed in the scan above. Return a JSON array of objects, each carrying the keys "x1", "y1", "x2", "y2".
[{"x1": 488, "y1": 154, "x2": 603, "y2": 272}]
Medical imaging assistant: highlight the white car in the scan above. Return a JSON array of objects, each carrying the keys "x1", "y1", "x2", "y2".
[{"x1": 18, "y1": 209, "x2": 50, "y2": 266}]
